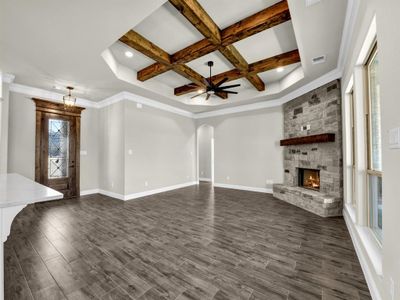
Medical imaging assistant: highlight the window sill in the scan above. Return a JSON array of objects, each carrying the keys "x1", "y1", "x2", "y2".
[{"x1": 343, "y1": 206, "x2": 383, "y2": 276}]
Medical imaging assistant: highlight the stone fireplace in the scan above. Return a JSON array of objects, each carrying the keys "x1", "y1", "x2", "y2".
[{"x1": 273, "y1": 80, "x2": 343, "y2": 217}]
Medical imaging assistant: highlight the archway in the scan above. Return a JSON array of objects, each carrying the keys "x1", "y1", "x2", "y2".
[{"x1": 197, "y1": 124, "x2": 214, "y2": 184}]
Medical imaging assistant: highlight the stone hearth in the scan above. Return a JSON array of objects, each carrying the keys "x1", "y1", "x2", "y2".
[{"x1": 273, "y1": 80, "x2": 343, "y2": 217}]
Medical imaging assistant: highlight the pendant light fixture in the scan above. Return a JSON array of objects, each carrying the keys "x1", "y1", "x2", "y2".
[{"x1": 63, "y1": 86, "x2": 76, "y2": 107}]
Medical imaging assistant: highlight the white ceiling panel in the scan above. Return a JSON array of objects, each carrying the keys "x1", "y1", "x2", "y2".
[
  {"x1": 197, "y1": 0, "x2": 281, "y2": 30},
  {"x1": 133, "y1": 2, "x2": 204, "y2": 54},
  {"x1": 257, "y1": 62, "x2": 300, "y2": 83},
  {"x1": 186, "y1": 51, "x2": 234, "y2": 78},
  {"x1": 234, "y1": 21, "x2": 298, "y2": 63},
  {"x1": 148, "y1": 70, "x2": 189, "y2": 88}
]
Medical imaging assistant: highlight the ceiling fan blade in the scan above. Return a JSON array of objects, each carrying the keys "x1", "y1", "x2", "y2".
[
  {"x1": 224, "y1": 90, "x2": 238, "y2": 94},
  {"x1": 191, "y1": 92, "x2": 207, "y2": 99},
  {"x1": 215, "y1": 78, "x2": 228, "y2": 87},
  {"x1": 215, "y1": 92, "x2": 228, "y2": 100},
  {"x1": 219, "y1": 84, "x2": 241, "y2": 89},
  {"x1": 206, "y1": 93, "x2": 211, "y2": 100}
]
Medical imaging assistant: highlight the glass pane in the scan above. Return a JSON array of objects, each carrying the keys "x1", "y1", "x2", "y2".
[
  {"x1": 48, "y1": 119, "x2": 69, "y2": 178},
  {"x1": 369, "y1": 174, "x2": 382, "y2": 241},
  {"x1": 368, "y1": 51, "x2": 382, "y2": 171}
]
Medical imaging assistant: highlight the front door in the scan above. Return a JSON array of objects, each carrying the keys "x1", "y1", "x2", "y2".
[{"x1": 34, "y1": 99, "x2": 84, "y2": 198}]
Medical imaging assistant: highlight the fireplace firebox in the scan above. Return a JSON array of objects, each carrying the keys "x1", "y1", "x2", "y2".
[{"x1": 298, "y1": 168, "x2": 320, "y2": 191}]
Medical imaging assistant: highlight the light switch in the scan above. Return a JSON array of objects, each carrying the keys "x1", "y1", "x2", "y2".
[
  {"x1": 80, "y1": 150, "x2": 87, "y2": 156},
  {"x1": 128, "y1": 149, "x2": 133, "y2": 155},
  {"x1": 389, "y1": 127, "x2": 400, "y2": 149},
  {"x1": 136, "y1": 103, "x2": 143, "y2": 109}
]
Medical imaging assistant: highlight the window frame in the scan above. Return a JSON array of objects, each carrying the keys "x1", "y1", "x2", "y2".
[
  {"x1": 349, "y1": 88, "x2": 356, "y2": 207},
  {"x1": 365, "y1": 41, "x2": 383, "y2": 243}
]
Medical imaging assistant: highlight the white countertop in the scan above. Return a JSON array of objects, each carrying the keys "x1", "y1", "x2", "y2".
[{"x1": 0, "y1": 173, "x2": 63, "y2": 208}]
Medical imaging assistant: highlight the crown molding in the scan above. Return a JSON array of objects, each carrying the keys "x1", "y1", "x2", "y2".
[
  {"x1": 194, "y1": 68, "x2": 342, "y2": 119},
  {"x1": 8, "y1": 83, "x2": 97, "y2": 108},
  {"x1": 97, "y1": 91, "x2": 194, "y2": 118}
]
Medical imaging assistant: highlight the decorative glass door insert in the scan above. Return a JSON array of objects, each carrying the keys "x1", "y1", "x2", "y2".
[{"x1": 48, "y1": 119, "x2": 70, "y2": 179}]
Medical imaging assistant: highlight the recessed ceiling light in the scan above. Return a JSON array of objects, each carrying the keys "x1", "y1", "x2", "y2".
[
  {"x1": 54, "y1": 85, "x2": 63, "y2": 90},
  {"x1": 125, "y1": 51, "x2": 133, "y2": 58},
  {"x1": 277, "y1": 67, "x2": 284, "y2": 73},
  {"x1": 198, "y1": 89, "x2": 204, "y2": 94}
]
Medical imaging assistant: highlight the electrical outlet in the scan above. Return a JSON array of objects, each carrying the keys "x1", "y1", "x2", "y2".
[
  {"x1": 111, "y1": 181, "x2": 114, "y2": 188},
  {"x1": 144, "y1": 181, "x2": 148, "y2": 187},
  {"x1": 128, "y1": 149, "x2": 133, "y2": 155},
  {"x1": 136, "y1": 103, "x2": 143, "y2": 109},
  {"x1": 266, "y1": 179, "x2": 274, "y2": 185},
  {"x1": 80, "y1": 150, "x2": 87, "y2": 156},
  {"x1": 389, "y1": 127, "x2": 400, "y2": 149}
]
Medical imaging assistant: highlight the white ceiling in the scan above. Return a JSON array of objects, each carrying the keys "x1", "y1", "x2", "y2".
[{"x1": 0, "y1": 0, "x2": 348, "y2": 113}]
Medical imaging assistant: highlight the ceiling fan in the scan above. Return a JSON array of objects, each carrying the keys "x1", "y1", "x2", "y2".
[{"x1": 191, "y1": 61, "x2": 240, "y2": 100}]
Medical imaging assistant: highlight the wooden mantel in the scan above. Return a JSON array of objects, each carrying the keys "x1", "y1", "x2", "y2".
[{"x1": 280, "y1": 133, "x2": 335, "y2": 146}]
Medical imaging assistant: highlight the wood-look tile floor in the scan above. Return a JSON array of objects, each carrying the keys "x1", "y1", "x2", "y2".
[{"x1": 5, "y1": 183, "x2": 371, "y2": 300}]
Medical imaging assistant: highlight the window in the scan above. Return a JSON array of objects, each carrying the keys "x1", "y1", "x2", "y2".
[
  {"x1": 48, "y1": 119, "x2": 69, "y2": 178},
  {"x1": 366, "y1": 42, "x2": 382, "y2": 242},
  {"x1": 349, "y1": 89, "x2": 356, "y2": 206}
]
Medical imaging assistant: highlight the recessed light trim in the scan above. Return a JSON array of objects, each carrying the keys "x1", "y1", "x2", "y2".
[
  {"x1": 125, "y1": 51, "x2": 133, "y2": 58},
  {"x1": 277, "y1": 67, "x2": 284, "y2": 73}
]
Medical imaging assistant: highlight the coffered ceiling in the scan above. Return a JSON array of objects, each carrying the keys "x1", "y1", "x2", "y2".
[{"x1": 0, "y1": 0, "x2": 348, "y2": 113}]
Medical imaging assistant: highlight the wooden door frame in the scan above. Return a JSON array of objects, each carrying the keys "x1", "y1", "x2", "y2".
[{"x1": 33, "y1": 99, "x2": 85, "y2": 197}]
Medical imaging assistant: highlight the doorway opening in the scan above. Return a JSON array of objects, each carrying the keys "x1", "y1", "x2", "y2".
[
  {"x1": 34, "y1": 99, "x2": 84, "y2": 198},
  {"x1": 197, "y1": 124, "x2": 214, "y2": 184}
]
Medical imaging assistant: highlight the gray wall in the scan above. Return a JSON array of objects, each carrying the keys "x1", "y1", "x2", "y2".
[
  {"x1": 98, "y1": 101, "x2": 125, "y2": 194},
  {"x1": 123, "y1": 100, "x2": 196, "y2": 195},
  {"x1": 7, "y1": 92, "x2": 100, "y2": 191},
  {"x1": 198, "y1": 106, "x2": 284, "y2": 190},
  {"x1": 198, "y1": 125, "x2": 212, "y2": 180}
]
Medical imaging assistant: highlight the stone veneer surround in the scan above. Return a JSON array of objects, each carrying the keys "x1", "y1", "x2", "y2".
[{"x1": 273, "y1": 80, "x2": 343, "y2": 217}]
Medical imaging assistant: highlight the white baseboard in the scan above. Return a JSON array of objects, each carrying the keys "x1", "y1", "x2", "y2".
[
  {"x1": 199, "y1": 177, "x2": 212, "y2": 182},
  {"x1": 213, "y1": 183, "x2": 272, "y2": 194},
  {"x1": 80, "y1": 182, "x2": 198, "y2": 201},
  {"x1": 98, "y1": 189, "x2": 125, "y2": 200},
  {"x1": 343, "y1": 208, "x2": 383, "y2": 300},
  {"x1": 80, "y1": 189, "x2": 100, "y2": 196},
  {"x1": 124, "y1": 181, "x2": 198, "y2": 201}
]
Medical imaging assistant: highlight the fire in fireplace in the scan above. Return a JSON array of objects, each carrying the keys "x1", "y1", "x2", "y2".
[{"x1": 298, "y1": 168, "x2": 320, "y2": 191}]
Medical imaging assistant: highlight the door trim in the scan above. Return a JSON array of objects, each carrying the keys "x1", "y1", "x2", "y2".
[{"x1": 33, "y1": 98, "x2": 85, "y2": 197}]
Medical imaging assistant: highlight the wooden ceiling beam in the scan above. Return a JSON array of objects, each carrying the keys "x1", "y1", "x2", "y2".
[
  {"x1": 174, "y1": 49, "x2": 300, "y2": 96},
  {"x1": 137, "y1": 0, "x2": 291, "y2": 81},
  {"x1": 221, "y1": 0, "x2": 291, "y2": 46},
  {"x1": 168, "y1": 0, "x2": 266, "y2": 92},
  {"x1": 119, "y1": 30, "x2": 171, "y2": 65},
  {"x1": 120, "y1": 30, "x2": 207, "y2": 88},
  {"x1": 168, "y1": 0, "x2": 221, "y2": 45},
  {"x1": 219, "y1": 45, "x2": 265, "y2": 91}
]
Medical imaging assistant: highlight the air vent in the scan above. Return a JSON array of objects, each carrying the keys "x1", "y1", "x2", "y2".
[
  {"x1": 312, "y1": 55, "x2": 326, "y2": 64},
  {"x1": 306, "y1": 0, "x2": 321, "y2": 7}
]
